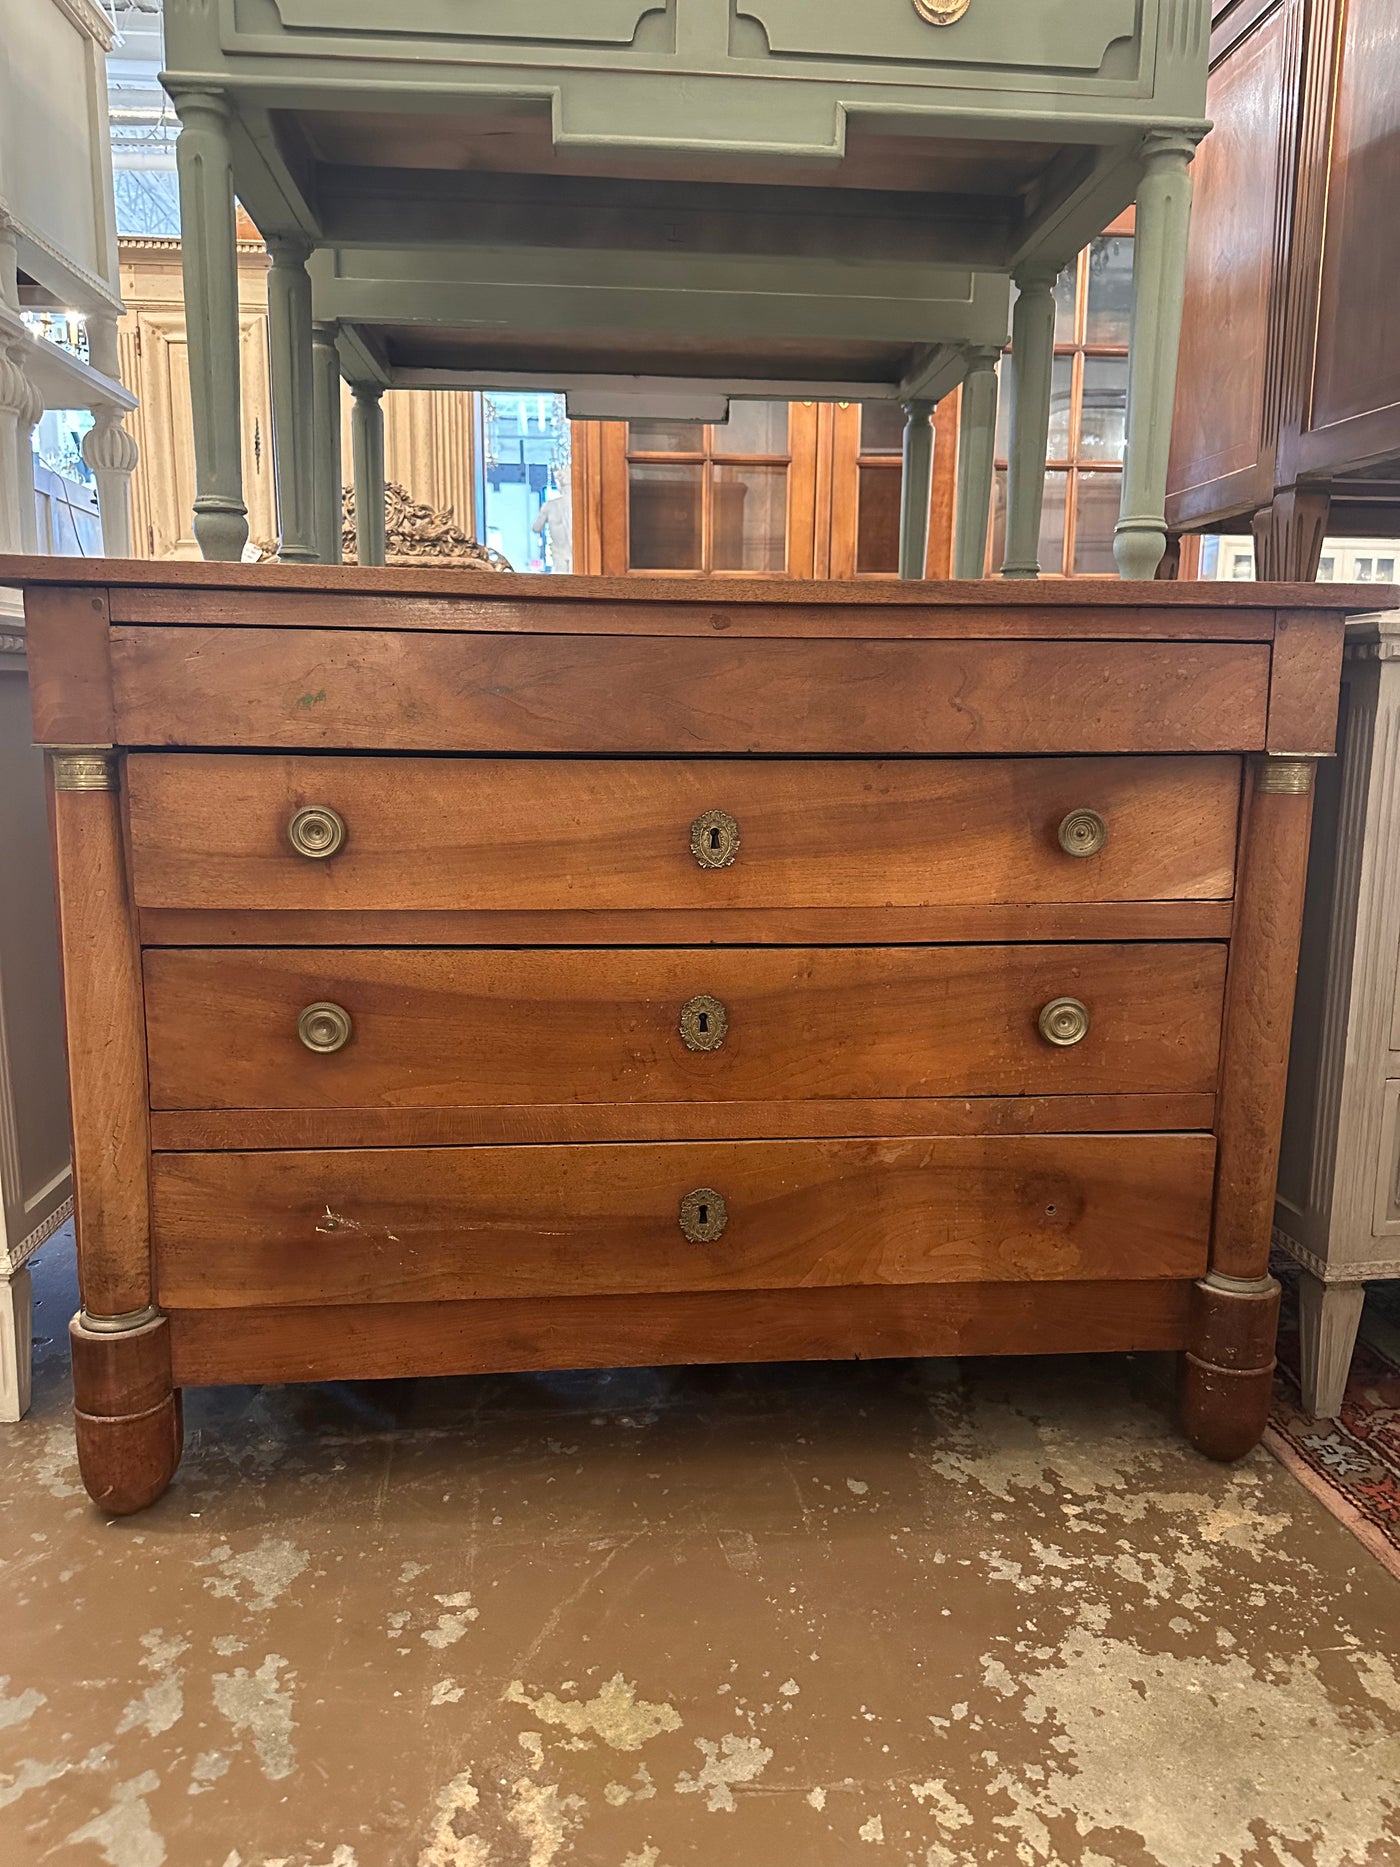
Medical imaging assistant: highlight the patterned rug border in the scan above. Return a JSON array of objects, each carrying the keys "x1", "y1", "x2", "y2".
[
  {"x1": 1262, "y1": 1424, "x2": 1400, "y2": 1583},
  {"x1": 1268, "y1": 1267, "x2": 1400, "y2": 1579}
]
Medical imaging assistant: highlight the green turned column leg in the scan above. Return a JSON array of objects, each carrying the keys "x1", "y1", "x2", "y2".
[
  {"x1": 171, "y1": 90, "x2": 247, "y2": 562},
  {"x1": 1115, "y1": 130, "x2": 1201, "y2": 581},
  {"x1": 311, "y1": 321, "x2": 343, "y2": 565},
  {"x1": 954, "y1": 345, "x2": 1001, "y2": 579},
  {"x1": 898, "y1": 398, "x2": 934, "y2": 580},
  {"x1": 266, "y1": 236, "x2": 318, "y2": 564},
  {"x1": 351, "y1": 384, "x2": 387, "y2": 567},
  {"x1": 1001, "y1": 269, "x2": 1057, "y2": 580}
]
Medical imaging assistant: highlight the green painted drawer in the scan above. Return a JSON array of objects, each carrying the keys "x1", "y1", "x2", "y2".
[
  {"x1": 739, "y1": 0, "x2": 1141, "y2": 72},
  {"x1": 271, "y1": 0, "x2": 665, "y2": 47}
]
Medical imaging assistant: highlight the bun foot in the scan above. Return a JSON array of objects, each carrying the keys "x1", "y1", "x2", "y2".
[
  {"x1": 1181, "y1": 1274, "x2": 1282, "y2": 1461},
  {"x1": 69, "y1": 1312, "x2": 183, "y2": 1514}
]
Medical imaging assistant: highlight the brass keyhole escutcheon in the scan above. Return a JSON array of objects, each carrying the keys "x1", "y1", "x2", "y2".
[
  {"x1": 1038, "y1": 997, "x2": 1090, "y2": 1048},
  {"x1": 298, "y1": 1001, "x2": 353, "y2": 1054},
  {"x1": 1058, "y1": 808, "x2": 1107, "y2": 858},
  {"x1": 680, "y1": 994, "x2": 729, "y2": 1053},
  {"x1": 288, "y1": 804, "x2": 347, "y2": 860},
  {"x1": 912, "y1": 0, "x2": 972, "y2": 22},
  {"x1": 690, "y1": 808, "x2": 740, "y2": 870},
  {"x1": 679, "y1": 1187, "x2": 728, "y2": 1243}
]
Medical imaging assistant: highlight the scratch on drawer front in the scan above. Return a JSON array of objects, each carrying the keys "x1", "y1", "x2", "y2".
[
  {"x1": 315, "y1": 1207, "x2": 362, "y2": 1235},
  {"x1": 314, "y1": 1207, "x2": 401, "y2": 1242}
]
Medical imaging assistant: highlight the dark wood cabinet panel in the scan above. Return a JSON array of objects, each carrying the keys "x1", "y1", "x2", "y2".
[
  {"x1": 1293, "y1": 0, "x2": 1400, "y2": 463},
  {"x1": 1169, "y1": 0, "x2": 1400, "y2": 572},
  {"x1": 1168, "y1": 1, "x2": 1297, "y2": 524}
]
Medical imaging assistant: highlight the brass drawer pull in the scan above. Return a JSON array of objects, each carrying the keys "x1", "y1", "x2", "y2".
[
  {"x1": 913, "y1": 0, "x2": 972, "y2": 21},
  {"x1": 679, "y1": 1187, "x2": 728, "y2": 1243},
  {"x1": 298, "y1": 1001, "x2": 353, "y2": 1054},
  {"x1": 288, "y1": 804, "x2": 346, "y2": 860},
  {"x1": 1058, "y1": 808, "x2": 1107, "y2": 858},
  {"x1": 690, "y1": 808, "x2": 740, "y2": 869},
  {"x1": 1038, "y1": 997, "x2": 1090, "y2": 1048},
  {"x1": 679, "y1": 993, "x2": 728, "y2": 1053}
]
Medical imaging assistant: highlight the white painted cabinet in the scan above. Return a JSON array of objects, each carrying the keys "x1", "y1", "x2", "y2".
[{"x1": 1276, "y1": 614, "x2": 1400, "y2": 1413}]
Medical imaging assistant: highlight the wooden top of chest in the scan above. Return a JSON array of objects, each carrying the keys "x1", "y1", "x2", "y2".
[{"x1": 2, "y1": 561, "x2": 1392, "y2": 644}]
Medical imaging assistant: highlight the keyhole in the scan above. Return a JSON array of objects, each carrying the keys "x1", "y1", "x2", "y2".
[
  {"x1": 698, "y1": 1203, "x2": 709, "y2": 1227},
  {"x1": 697, "y1": 1012, "x2": 709, "y2": 1033},
  {"x1": 709, "y1": 827, "x2": 722, "y2": 850}
]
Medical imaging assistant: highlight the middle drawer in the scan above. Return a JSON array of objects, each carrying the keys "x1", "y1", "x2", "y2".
[{"x1": 143, "y1": 944, "x2": 1227, "y2": 1110}]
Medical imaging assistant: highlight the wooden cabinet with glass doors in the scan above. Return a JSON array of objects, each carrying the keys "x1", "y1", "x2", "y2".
[
  {"x1": 573, "y1": 228, "x2": 1130, "y2": 582},
  {"x1": 988, "y1": 228, "x2": 1136, "y2": 576},
  {"x1": 574, "y1": 398, "x2": 959, "y2": 580}
]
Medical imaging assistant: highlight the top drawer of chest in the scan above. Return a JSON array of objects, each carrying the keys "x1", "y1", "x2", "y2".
[
  {"x1": 103, "y1": 627, "x2": 1269, "y2": 756},
  {"x1": 125, "y1": 754, "x2": 1241, "y2": 911}
]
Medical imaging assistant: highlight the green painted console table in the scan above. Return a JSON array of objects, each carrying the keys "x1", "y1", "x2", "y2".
[{"x1": 162, "y1": 0, "x2": 1209, "y2": 578}]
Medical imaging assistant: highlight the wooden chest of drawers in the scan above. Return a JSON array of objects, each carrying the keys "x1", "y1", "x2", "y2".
[{"x1": 10, "y1": 561, "x2": 1384, "y2": 1513}]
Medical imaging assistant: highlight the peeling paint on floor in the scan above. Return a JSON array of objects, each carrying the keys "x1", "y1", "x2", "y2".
[{"x1": 2, "y1": 1235, "x2": 1399, "y2": 1867}]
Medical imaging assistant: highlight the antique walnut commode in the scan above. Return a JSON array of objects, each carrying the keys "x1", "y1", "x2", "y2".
[{"x1": 9, "y1": 559, "x2": 1388, "y2": 1513}]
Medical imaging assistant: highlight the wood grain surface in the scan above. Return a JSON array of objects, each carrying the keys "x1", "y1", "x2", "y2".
[
  {"x1": 1267, "y1": 608, "x2": 1346, "y2": 753},
  {"x1": 125, "y1": 753, "x2": 1243, "y2": 911},
  {"x1": 24, "y1": 585, "x2": 114, "y2": 747},
  {"x1": 5, "y1": 551, "x2": 1387, "y2": 606},
  {"x1": 167, "y1": 1279, "x2": 1195, "y2": 1386},
  {"x1": 49, "y1": 776, "x2": 155, "y2": 1317},
  {"x1": 147, "y1": 1093, "x2": 1217, "y2": 1152},
  {"x1": 103, "y1": 588, "x2": 1279, "y2": 640},
  {"x1": 151, "y1": 1134, "x2": 1216, "y2": 1308},
  {"x1": 143, "y1": 943, "x2": 1229, "y2": 1111},
  {"x1": 109, "y1": 627, "x2": 1272, "y2": 754},
  {"x1": 1211, "y1": 762, "x2": 1318, "y2": 1279},
  {"x1": 135, "y1": 902, "x2": 1238, "y2": 948}
]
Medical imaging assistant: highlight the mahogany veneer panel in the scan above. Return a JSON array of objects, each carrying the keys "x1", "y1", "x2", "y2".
[
  {"x1": 143, "y1": 943, "x2": 1229, "y2": 1111},
  {"x1": 126, "y1": 753, "x2": 1243, "y2": 911},
  {"x1": 167, "y1": 1280, "x2": 1195, "y2": 1387},
  {"x1": 109, "y1": 627, "x2": 1271, "y2": 755},
  {"x1": 151, "y1": 1134, "x2": 1216, "y2": 1308}
]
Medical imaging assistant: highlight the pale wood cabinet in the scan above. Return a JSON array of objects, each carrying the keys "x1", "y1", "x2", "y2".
[
  {"x1": 119, "y1": 238, "x2": 478, "y2": 560},
  {"x1": 119, "y1": 238, "x2": 277, "y2": 560}
]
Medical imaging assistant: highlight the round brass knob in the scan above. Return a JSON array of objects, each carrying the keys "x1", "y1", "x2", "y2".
[
  {"x1": 679, "y1": 993, "x2": 728, "y2": 1053},
  {"x1": 679, "y1": 1187, "x2": 728, "y2": 1244},
  {"x1": 690, "y1": 808, "x2": 740, "y2": 870},
  {"x1": 298, "y1": 1001, "x2": 353, "y2": 1054},
  {"x1": 288, "y1": 804, "x2": 346, "y2": 860},
  {"x1": 1058, "y1": 808, "x2": 1107, "y2": 858},
  {"x1": 1038, "y1": 997, "x2": 1091, "y2": 1048}
]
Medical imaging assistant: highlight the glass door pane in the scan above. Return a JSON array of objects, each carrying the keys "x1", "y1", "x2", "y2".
[
  {"x1": 1073, "y1": 473, "x2": 1121, "y2": 573},
  {"x1": 629, "y1": 463, "x2": 703, "y2": 569},
  {"x1": 713, "y1": 464, "x2": 787, "y2": 572}
]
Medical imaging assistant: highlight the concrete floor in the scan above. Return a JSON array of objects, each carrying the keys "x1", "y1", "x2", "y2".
[{"x1": 2, "y1": 1235, "x2": 1399, "y2": 1867}]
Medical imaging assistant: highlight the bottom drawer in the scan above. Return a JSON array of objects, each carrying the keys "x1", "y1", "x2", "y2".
[
  {"x1": 167, "y1": 1282, "x2": 1195, "y2": 1388},
  {"x1": 152, "y1": 1134, "x2": 1215, "y2": 1308}
]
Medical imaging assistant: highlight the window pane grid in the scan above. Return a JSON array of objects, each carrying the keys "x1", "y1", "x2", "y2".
[
  {"x1": 625, "y1": 404, "x2": 791, "y2": 573},
  {"x1": 992, "y1": 234, "x2": 1131, "y2": 576}
]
